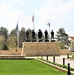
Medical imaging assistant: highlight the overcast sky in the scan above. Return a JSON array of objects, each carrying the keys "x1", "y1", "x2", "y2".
[{"x1": 0, "y1": 0, "x2": 74, "y2": 36}]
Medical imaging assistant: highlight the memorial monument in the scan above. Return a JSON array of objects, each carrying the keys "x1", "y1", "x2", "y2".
[
  {"x1": 38, "y1": 29, "x2": 43, "y2": 42},
  {"x1": 26, "y1": 30, "x2": 29, "y2": 42},
  {"x1": 51, "y1": 30, "x2": 55, "y2": 42},
  {"x1": 44, "y1": 30, "x2": 49, "y2": 42},
  {"x1": 32, "y1": 29, "x2": 36, "y2": 42}
]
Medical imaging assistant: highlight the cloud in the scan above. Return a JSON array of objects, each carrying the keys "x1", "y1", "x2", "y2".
[
  {"x1": 0, "y1": 2, "x2": 31, "y2": 32},
  {"x1": 0, "y1": 3, "x2": 9, "y2": 15},
  {"x1": 0, "y1": 0, "x2": 74, "y2": 35},
  {"x1": 8, "y1": 0, "x2": 25, "y2": 5},
  {"x1": 36, "y1": 0, "x2": 74, "y2": 26}
]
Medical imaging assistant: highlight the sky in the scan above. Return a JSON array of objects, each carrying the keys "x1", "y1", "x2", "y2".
[{"x1": 0, "y1": 0, "x2": 74, "y2": 36}]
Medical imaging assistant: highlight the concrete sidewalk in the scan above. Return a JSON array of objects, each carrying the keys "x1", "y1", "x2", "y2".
[
  {"x1": 25, "y1": 55, "x2": 74, "y2": 69},
  {"x1": 41, "y1": 55, "x2": 74, "y2": 69}
]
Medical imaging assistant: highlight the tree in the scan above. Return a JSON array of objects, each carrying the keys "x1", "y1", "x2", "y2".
[
  {"x1": 10, "y1": 29, "x2": 17, "y2": 36},
  {"x1": 56, "y1": 28, "x2": 69, "y2": 49},
  {"x1": 19, "y1": 27, "x2": 26, "y2": 47},
  {"x1": 0, "y1": 27, "x2": 8, "y2": 42},
  {"x1": 0, "y1": 35, "x2": 9, "y2": 50},
  {"x1": 8, "y1": 35, "x2": 17, "y2": 48},
  {"x1": 8, "y1": 29, "x2": 17, "y2": 48},
  {"x1": 0, "y1": 27, "x2": 9, "y2": 50},
  {"x1": 0, "y1": 35, "x2": 4, "y2": 50}
]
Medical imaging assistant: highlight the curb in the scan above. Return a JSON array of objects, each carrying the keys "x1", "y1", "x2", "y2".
[{"x1": 36, "y1": 58, "x2": 74, "y2": 74}]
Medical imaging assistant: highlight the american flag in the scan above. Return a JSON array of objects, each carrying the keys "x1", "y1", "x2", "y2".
[{"x1": 32, "y1": 14, "x2": 34, "y2": 22}]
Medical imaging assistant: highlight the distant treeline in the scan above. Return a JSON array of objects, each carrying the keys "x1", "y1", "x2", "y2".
[{"x1": 0, "y1": 26, "x2": 70, "y2": 50}]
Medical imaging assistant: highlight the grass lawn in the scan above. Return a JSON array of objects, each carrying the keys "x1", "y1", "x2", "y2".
[{"x1": 0, "y1": 59, "x2": 66, "y2": 75}]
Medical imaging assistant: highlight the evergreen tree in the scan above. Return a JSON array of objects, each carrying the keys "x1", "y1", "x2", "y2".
[
  {"x1": 0, "y1": 27, "x2": 8, "y2": 42},
  {"x1": 10, "y1": 29, "x2": 17, "y2": 36},
  {"x1": 0, "y1": 27, "x2": 9, "y2": 50},
  {"x1": 56, "y1": 28, "x2": 69, "y2": 49},
  {"x1": 8, "y1": 35, "x2": 17, "y2": 48},
  {"x1": 19, "y1": 27, "x2": 26, "y2": 47},
  {"x1": 8, "y1": 29, "x2": 17, "y2": 48}
]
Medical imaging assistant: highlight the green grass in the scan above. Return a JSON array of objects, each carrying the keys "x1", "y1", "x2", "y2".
[{"x1": 0, "y1": 59, "x2": 66, "y2": 75}]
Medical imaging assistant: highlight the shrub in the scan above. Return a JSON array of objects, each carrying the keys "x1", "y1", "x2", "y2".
[{"x1": 0, "y1": 44, "x2": 9, "y2": 50}]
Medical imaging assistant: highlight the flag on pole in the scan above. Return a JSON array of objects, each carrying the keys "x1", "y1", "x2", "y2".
[
  {"x1": 16, "y1": 23, "x2": 18, "y2": 30},
  {"x1": 32, "y1": 14, "x2": 34, "y2": 22},
  {"x1": 47, "y1": 22, "x2": 50, "y2": 26},
  {"x1": 16, "y1": 21, "x2": 19, "y2": 48}
]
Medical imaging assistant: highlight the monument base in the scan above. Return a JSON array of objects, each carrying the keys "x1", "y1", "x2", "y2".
[
  {"x1": 22, "y1": 42, "x2": 60, "y2": 56},
  {"x1": 32, "y1": 39, "x2": 37, "y2": 42},
  {"x1": 45, "y1": 39, "x2": 49, "y2": 42},
  {"x1": 51, "y1": 40, "x2": 55, "y2": 42}
]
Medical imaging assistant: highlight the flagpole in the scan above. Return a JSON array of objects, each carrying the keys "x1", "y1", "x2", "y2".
[
  {"x1": 32, "y1": 13, "x2": 35, "y2": 30},
  {"x1": 33, "y1": 20, "x2": 35, "y2": 30},
  {"x1": 16, "y1": 20, "x2": 19, "y2": 48},
  {"x1": 47, "y1": 20, "x2": 50, "y2": 42},
  {"x1": 17, "y1": 30, "x2": 19, "y2": 48}
]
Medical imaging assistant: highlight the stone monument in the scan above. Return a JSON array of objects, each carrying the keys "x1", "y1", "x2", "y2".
[
  {"x1": 38, "y1": 29, "x2": 43, "y2": 42},
  {"x1": 44, "y1": 30, "x2": 49, "y2": 42}
]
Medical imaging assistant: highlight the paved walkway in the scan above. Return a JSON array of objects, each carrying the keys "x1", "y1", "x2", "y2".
[
  {"x1": 41, "y1": 55, "x2": 74, "y2": 68},
  {"x1": 3, "y1": 55, "x2": 73, "y2": 68},
  {"x1": 36, "y1": 58, "x2": 74, "y2": 74},
  {"x1": 25, "y1": 55, "x2": 74, "y2": 68}
]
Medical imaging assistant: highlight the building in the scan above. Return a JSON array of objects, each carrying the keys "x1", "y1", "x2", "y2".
[{"x1": 69, "y1": 36, "x2": 74, "y2": 51}]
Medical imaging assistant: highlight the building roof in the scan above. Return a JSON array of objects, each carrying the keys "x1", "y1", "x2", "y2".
[{"x1": 70, "y1": 36, "x2": 74, "y2": 40}]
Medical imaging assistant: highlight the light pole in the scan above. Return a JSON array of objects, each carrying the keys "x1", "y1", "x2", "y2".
[{"x1": 47, "y1": 21, "x2": 50, "y2": 42}]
